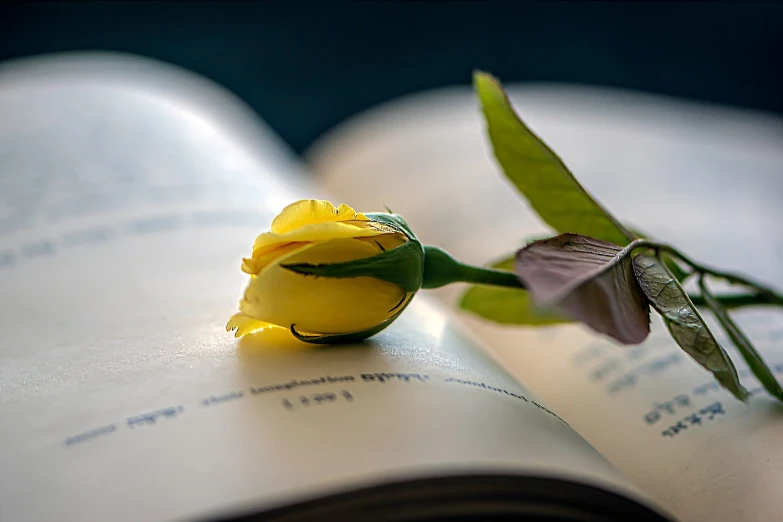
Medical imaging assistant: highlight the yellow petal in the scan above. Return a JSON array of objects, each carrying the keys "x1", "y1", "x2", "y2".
[
  {"x1": 226, "y1": 313, "x2": 274, "y2": 338},
  {"x1": 271, "y1": 200, "x2": 369, "y2": 234},
  {"x1": 251, "y1": 220, "x2": 398, "y2": 258},
  {"x1": 239, "y1": 237, "x2": 405, "y2": 334},
  {"x1": 237, "y1": 324, "x2": 311, "y2": 350},
  {"x1": 241, "y1": 241, "x2": 308, "y2": 275}
]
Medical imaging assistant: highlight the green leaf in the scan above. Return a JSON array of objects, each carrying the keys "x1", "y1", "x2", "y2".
[
  {"x1": 516, "y1": 233, "x2": 650, "y2": 344},
  {"x1": 632, "y1": 254, "x2": 749, "y2": 401},
  {"x1": 458, "y1": 255, "x2": 569, "y2": 325},
  {"x1": 473, "y1": 71, "x2": 634, "y2": 247},
  {"x1": 662, "y1": 254, "x2": 690, "y2": 283},
  {"x1": 698, "y1": 276, "x2": 783, "y2": 402}
]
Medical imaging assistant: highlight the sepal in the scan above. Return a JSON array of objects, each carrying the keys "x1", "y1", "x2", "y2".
[{"x1": 281, "y1": 226, "x2": 424, "y2": 293}]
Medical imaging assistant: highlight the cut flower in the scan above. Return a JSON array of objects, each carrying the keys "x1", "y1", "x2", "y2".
[{"x1": 227, "y1": 200, "x2": 422, "y2": 344}]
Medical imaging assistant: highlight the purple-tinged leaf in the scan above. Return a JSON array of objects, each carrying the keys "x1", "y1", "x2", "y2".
[{"x1": 515, "y1": 233, "x2": 650, "y2": 344}]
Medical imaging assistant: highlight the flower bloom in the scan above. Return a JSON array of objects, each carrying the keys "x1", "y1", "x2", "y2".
[{"x1": 227, "y1": 200, "x2": 421, "y2": 342}]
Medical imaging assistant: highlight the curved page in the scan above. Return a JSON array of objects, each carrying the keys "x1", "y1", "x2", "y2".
[
  {"x1": 0, "y1": 54, "x2": 665, "y2": 522},
  {"x1": 311, "y1": 83, "x2": 783, "y2": 522}
]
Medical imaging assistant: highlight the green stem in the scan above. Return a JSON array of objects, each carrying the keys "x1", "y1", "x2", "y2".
[
  {"x1": 454, "y1": 262, "x2": 526, "y2": 289},
  {"x1": 698, "y1": 274, "x2": 783, "y2": 401},
  {"x1": 689, "y1": 292, "x2": 783, "y2": 310},
  {"x1": 621, "y1": 239, "x2": 783, "y2": 308},
  {"x1": 423, "y1": 243, "x2": 781, "y2": 311},
  {"x1": 421, "y1": 246, "x2": 524, "y2": 289},
  {"x1": 659, "y1": 246, "x2": 779, "y2": 299}
]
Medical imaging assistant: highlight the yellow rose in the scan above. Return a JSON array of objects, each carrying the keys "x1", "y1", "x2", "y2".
[{"x1": 227, "y1": 200, "x2": 424, "y2": 343}]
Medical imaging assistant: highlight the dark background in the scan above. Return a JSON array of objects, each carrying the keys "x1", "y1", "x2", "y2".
[{"x1": 1, "y1": 1, "x2": 781, "y2": 154}]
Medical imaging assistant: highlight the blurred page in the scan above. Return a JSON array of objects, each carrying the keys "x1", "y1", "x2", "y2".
[
  {"x1": 0, "y1": 54, "x2": 664, "y2": 522},
  {"x1": 310, "y1": 82, "x2": 783, "y2": 522}
]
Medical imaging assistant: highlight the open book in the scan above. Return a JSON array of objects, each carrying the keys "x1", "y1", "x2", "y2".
[{"x1": 1, "y1": 52, "x2": 781, "y2": 522}]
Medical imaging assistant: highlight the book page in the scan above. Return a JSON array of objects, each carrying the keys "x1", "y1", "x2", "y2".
[
  {"x1": 310, "y1": 84, "x2": 783, "y2": 522},
  {"x1": 0, "y1": 54, "x2": 666, "y2": 522}
]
